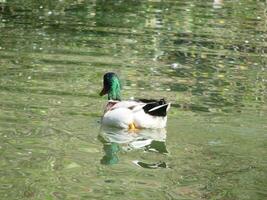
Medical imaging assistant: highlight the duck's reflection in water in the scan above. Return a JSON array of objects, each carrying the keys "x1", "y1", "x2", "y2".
[{"x1": 98, "y1": 127, "x2": 168, "y2": 168}]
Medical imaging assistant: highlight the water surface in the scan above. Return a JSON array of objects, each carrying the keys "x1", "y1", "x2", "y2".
[{"x1": 0, "y1": 0, "x2": 266, "y2": 199}]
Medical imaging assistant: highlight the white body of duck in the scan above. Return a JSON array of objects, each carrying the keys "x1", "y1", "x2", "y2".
[{"x1": 102, "y1": 100, "x2": 170, "y2": 129}]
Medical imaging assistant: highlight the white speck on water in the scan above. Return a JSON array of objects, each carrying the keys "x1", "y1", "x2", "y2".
[
  {"x1": 150, "y1": 67, "x2": 158, "y2": 73},
  {"x1": 171, "y1": 63, "x2": 182, "y2": 69},
  {"x1": 257, "y1": 16, "x2": 261, "y2": 19},
  {"x1": 50, "y1": 160, "x2": 55, "y2": 168},
  {"x1": 166, "y1": 88, "x2": 171, "y2": 91},
  {"x1": 208, "y1": 140, "x2": 221, "y2": 146},
  {"x1": 66, "y1": 162, "x2": 81, "y2": 169},
  {"x1": 245, "y1": 40, "x2": 249, "y2": 44},
  {"x1": 171, "y1": 63, "x2": 179, "y2": 69},
  {"x1": 48, "y1": 11, "x2": 52, "y2": 15},
  {"x1": 33, "y1": 45, "x2": 37, "y2": 50},
  {"x1": 39, "y1": 5, "x2": 43, "y2": 9},
  {"x1": 28, "y1": 76, "x2": 32, "y2": 80}
]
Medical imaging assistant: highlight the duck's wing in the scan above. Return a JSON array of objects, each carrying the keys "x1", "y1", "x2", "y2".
[
  {"x1": 138, "y1": 99, "x2": 170, "y2": 117},
  {"x1": 143, "y1": 103, "x2": 170, "y2": 117}
]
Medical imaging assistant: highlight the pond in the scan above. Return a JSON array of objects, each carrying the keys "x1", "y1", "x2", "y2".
[{"x1": 0, "y1": 0, "x2": 266, "y2": 199}]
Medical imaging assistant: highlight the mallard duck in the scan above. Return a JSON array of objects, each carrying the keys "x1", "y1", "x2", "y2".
[{"x1": 99, "y1": 72, "x2": 170, "y2": 130}]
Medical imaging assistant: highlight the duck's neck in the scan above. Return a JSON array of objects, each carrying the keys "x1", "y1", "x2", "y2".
[{"x1": 108, "y1": 78, "x2": 121, "y2": 101}]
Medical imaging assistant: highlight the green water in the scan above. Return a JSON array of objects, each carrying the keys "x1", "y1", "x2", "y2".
[{"x1": 0, "y1": 0, "x2": 266, "y2": 199}]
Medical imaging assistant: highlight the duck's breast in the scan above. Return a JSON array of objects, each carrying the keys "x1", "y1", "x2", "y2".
[{"x1": 102, "y1": 107, "x2": 134, "y2": 129}]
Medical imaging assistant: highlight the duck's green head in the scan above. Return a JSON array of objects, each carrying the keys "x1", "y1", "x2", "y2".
[{"x1": 99, "y1": 72, "x2": 121, "y2": 100}]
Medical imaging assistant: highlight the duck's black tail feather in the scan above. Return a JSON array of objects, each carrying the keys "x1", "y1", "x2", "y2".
[{"x1": 138, "y1": 98, "x2": 170, "y2": 117}]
